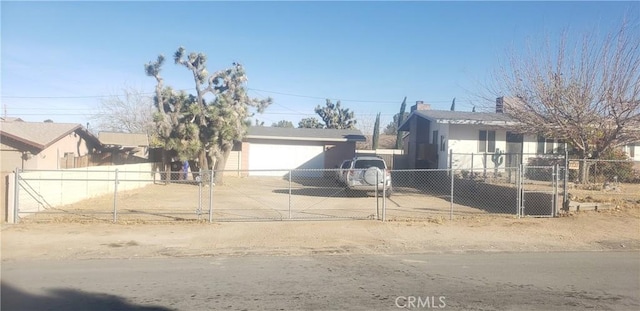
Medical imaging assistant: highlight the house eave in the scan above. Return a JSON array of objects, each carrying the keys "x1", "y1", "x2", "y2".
[
  {"x1": 0, "y1": 131, "x2": 46, "y2": 150},
  {"x1": 245, "y1": 135, "x2": 365, "y2": 143},
  {"x1": 435, "y1": 120, "x2": 520, "y2": 126}
]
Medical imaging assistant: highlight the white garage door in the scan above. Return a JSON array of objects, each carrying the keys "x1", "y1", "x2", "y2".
[{"x1": 248, "y1": 143, "x2": 324, "y2": 176}]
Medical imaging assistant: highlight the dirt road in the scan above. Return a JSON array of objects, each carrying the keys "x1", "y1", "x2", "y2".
[{"x1": 2, "y1": 208, "x2": 639, "y2": 261}]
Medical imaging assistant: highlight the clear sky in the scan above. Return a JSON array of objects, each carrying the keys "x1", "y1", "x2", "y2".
[{"x1": 1, "y1": 1, "x2": 638, "y2": 133}]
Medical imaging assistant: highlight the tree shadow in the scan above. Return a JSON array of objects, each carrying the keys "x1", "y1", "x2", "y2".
[{"x1": 1, "y1": 282, "x2": 174, "y2": 311}]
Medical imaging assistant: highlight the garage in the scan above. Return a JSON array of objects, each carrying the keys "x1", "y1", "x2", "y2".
[
  {"x1": 243, "y1": 127, "x2": 366, "y2": 177},
  {"x1": 248, "y1": 143, "x2": 324, "y2": 176}
]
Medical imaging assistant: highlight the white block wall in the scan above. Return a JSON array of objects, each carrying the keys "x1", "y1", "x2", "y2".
[{"x1": 16, "y1": 163, "x2": 156, "y2": 218}]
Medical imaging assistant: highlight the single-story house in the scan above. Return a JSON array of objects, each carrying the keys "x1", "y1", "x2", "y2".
[
  {"x1": 624, "y1": 143, "x2": 639, "y2": 162},
  {"x1": 399, "y1": 100, "x2": 639, "y2": 171},
  {"x1": 0, "y1": 120, "x2": 100, "y2": 172},
  {"x1": 98, "y1": 131, "x2": 150, "y2": 164},
  {"x1": 356, "y1": 134, "x2": 398, "y2": 150},
  {"x1": 225, "y1": 127, "x2": 365, "y2": 176},
  {"x1": 400, "y1": 101, "x2": 518, "y2": 170}
]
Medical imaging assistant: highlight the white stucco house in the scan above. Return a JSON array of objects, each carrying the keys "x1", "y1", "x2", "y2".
[
  {"x1": 220, "y1": 127, "x2": 366, "y2": 177},
  {"x1": 623, "y1": 144, "x2": 639, "y2": 162},
  {"x1": 398, "y1": 101, "x2": 638, "y2": 171}
]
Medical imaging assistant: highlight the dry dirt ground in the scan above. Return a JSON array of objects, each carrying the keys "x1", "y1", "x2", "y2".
[
  {"x1": 17, "y1": 178, "x2": 495, "y2": 223},
  {"x1": 2, "y1": 207, "x2": 639, "y2": 262},
  {"x1": 18, "y1": 175, "x2": 640, "y2": 224}
]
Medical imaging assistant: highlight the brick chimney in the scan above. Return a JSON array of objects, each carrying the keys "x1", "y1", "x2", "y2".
[
  {"x1": 495, "y1": 97, "x2": 505, "y2": 113},
  {"x1": 411, "y1": 101, "x2": 431, "y2": 112}
]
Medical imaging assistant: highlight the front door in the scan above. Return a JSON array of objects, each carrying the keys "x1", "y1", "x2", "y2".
[{"x1": 506, "y1": 132, "x2": 523, "y2": 168}]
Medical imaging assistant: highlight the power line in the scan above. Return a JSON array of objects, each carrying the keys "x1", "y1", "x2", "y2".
[
  {"x1": 247, "y1": 88, "x2": 401, "y2": 104},
  {"x1": 2, "y1": 87, "x2": 472, "y2": 104},
  {"x1": 2, "y1": 111, "x2": 402, "y2": 118},
  {"x1": 3, "y1": 107, "x2": 97, "y2": 111}
]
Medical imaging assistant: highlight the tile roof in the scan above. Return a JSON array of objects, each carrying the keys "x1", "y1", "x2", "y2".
[
  {"x1": 246, "y1": 127, "x2": 366, "y2": 142},
  {"x1": 0, "y1": 121, "x2": 83, "y2": 149}
]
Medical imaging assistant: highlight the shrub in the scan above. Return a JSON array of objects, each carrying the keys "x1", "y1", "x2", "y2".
[
  {"x1": 525, "y1": 156, "x2": 566, "y2": 181},
  {"x1": 590, "y1": 148, "x2": 635, "y2": 183}
]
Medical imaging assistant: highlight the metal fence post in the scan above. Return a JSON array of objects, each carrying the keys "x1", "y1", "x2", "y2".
[
  {"x1": 563, "y1": 146, "x2": 568, "y2": 212},
  {"x1": 376, "y1": 172, "x2": 379, "y2": 220},
  {"x1": 517, "y1": 164, "x2": 522, "y2": 218},
  {"x1": 113, "y1": 169, "x2": 119, "y2": 223},
  {"x1": 198, "y1": 169, "x2": 202, "y2": 219},
  {"x1": 382, "y1": 172, "x2": 386, "y2": 222},
  {"x1": 209, "y1": 169, "x2": 214, "y2": 223},
  {"x1": 553, "y1": 164, "x2": 559, "y2": 217},
  {"x1": 288, "y1": 170, "x2": 292, "y2": 219},
  {"x1": 13, "y1": 168, "x2": 20, "y2": 224},
  {"x1": 450, "y1": 167, "x2": 454, "y2": 220}
]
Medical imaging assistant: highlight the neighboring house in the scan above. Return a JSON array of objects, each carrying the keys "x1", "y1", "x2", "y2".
[
  {"x1": 231, "y1": 127, "x2": 366, "y2": 176},
  {"x1": 98, "y1": 131, "x2": 150, "y2": 164},
  {"x1": 356, "y1": 134, "x2": 398, "y2": 150},
  {"x1": 399, "y1": 100, "x2": 639, "y2": 170},
  {"x1": 624, "y1": 144, "x2": 639, "y2": 162},
  {"x1": 0, "y1": 117, "x2": 24, "y2": 122},
  {"x1": 0, "y1": 120, "x2": 100, "y2": 172},
  {"x1": 399, "y1": 101, "x2": 551, "y2": 170}
]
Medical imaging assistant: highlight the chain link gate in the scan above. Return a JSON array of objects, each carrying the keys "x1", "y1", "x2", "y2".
[{"x1": 518, "y1": 164, "x2": 559, "y2": 218}]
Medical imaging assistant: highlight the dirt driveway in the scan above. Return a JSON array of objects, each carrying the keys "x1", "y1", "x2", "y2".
[
  {"x1": 18, "y1": 176, "x2": 516, "y2": 223},
  {"x1": 2, "y1": 207, "x2": 639, "y2": 261}
]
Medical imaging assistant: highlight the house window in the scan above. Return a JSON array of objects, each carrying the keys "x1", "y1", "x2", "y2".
[
  {"x1": 537, "y1": 135, "x2": 545, "y2": 154},
  {"x1": 537, "y1": 135, "x2": 560, "y2": 154},
  {"x1": 479, "y1": 130, "x2": 496, "y2": 153},
  {"x1": 440, "y1": 135, "x2": 446, "y2": 152},
  {"x1": 432, "y1": 130, "x2": 438, "y2": 146},
  {"x1": 557, "y1": 140, "x2": 566, "y2": 154},
  {"x1": 629, "y1": 145, "x2": 635, "y2": 158},
  {"x1": 545, "y1": 138, "x2": 554, "y2": 154}
]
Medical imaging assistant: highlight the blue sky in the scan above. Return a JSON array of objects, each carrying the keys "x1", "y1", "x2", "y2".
[{"x1": 1, "y1": 1, "x2": 637, "y2": 132}]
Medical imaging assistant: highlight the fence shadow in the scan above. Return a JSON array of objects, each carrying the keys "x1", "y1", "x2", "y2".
[
  {"x1": 273, "y1": 188, "x2": 371, "y2": 198},
  {"x1": 1, "y1": 282, "x2": 173, "y2": 311},
  {"x1": 282, "y1": 175, "x2": 343, "y2": 187},
  {"x1": 392, "y1": 170, "x2": 526, "y2": 215}
]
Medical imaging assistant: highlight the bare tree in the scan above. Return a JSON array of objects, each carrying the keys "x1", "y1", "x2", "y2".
[
  {"x1": 355, "y1": 114, "x2": 376, "y2": 149},
  {"x1": 488, "y1": 19, "x2": 640, "y2": 181},
  {"x1": 92, "y1": 86, "x2": 155, "y2": 134}
]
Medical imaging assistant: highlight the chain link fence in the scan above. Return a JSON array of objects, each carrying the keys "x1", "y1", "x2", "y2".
[
  {"x1": 13, "y1": 165, "x2": 212, "y2": 223},
  {"x1": 564, "y1": 159, "x2": 640, "y2": 212},
  {"x1": 213, "y1": 169, "x2": 378, "y2": 221},
  {"x1": 9, "y1": 160, "x2": 639, "y2": 223}
]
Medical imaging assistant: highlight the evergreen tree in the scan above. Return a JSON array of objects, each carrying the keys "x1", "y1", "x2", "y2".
[{"x1": 372, "y1": 112, "x2": 381, "y2": 150}]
